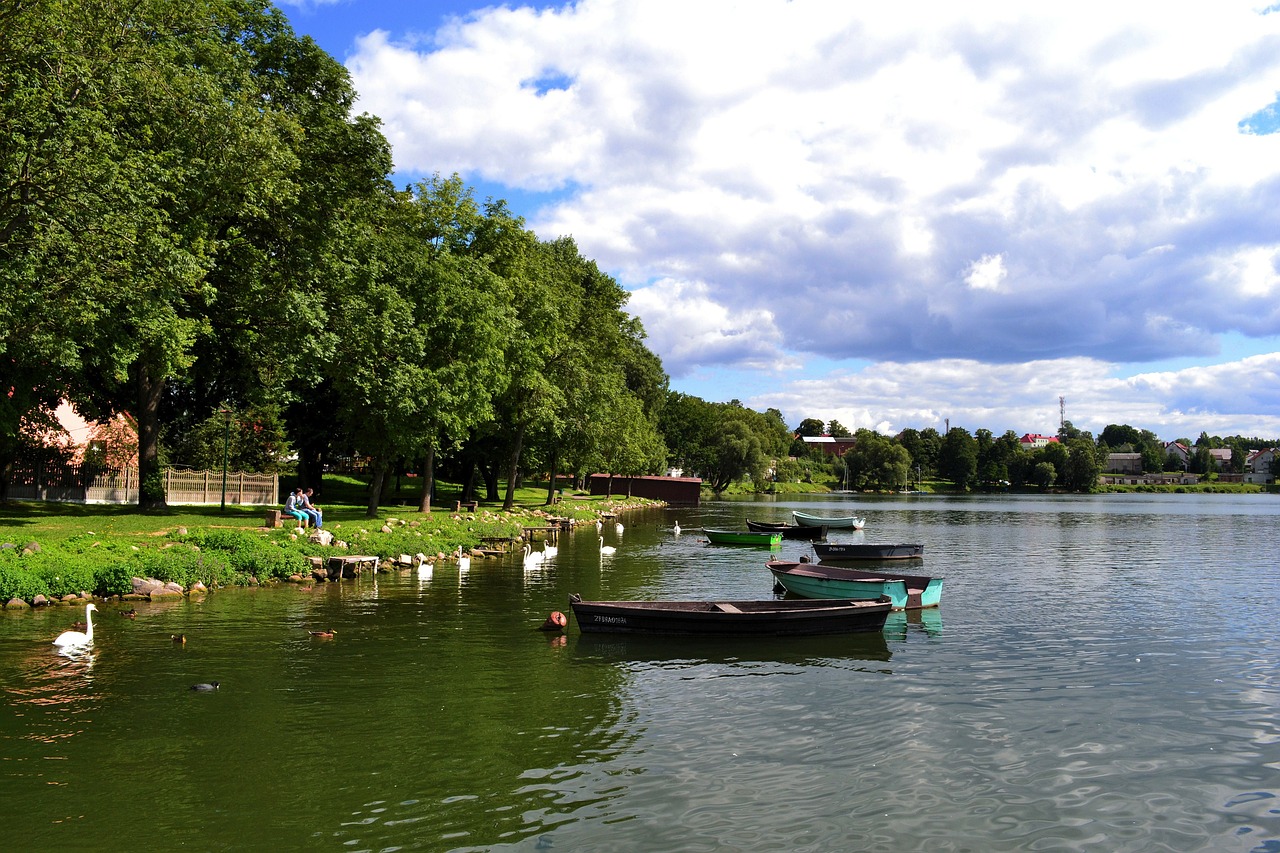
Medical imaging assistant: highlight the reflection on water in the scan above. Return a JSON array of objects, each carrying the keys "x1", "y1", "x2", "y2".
[{"x1": 1, "y1": 494, "x2": 1279, "y2": 851}]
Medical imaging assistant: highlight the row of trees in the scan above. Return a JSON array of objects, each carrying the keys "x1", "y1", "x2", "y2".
[
  {"x1": 1, "y1": 0, "x2": 670, "y2": 515},
  {"x1": 786, "y1": 419, "x2": 1279, "y2": 492}
]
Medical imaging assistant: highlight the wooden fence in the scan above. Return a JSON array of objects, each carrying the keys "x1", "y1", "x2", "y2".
[{"x1": 4, "y1": 463, "x2": 278, "y2": 506}]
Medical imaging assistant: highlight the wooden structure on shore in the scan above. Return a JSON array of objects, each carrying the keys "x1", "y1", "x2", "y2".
[{"x1": 587, "y1": 474, "x2": 701, "y2": 506}]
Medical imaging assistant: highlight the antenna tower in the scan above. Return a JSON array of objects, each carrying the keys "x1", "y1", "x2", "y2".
[{"x1": 1059, "y1": 396, "x2": 1065, "y2": 429}]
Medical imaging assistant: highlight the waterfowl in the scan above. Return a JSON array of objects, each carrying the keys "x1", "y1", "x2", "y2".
[
  {"x1": 673, "y1": 521, "x2": 681, "y2": 535},
  {"x1": 455, "y1": 546, "x2": 470, "y2": 571},
  {"x1": 615, "y1": 521, "x2": 624, "y2": 534},
  {"x1": 542, "y1": 540, "x2": 558, "y2": 559},
  {"x1": 120, "y1": 608, "x2": 137, "y2": 619},
  {"x1": 308, "y1": 630, "x2": 336, "y2": 638},
  {"x1": 190, "y1": 682, "x2": 219, "y2": 691},
  {"x1": 595, "y1": 519, "x2": 603, "y2": 533},
  {"x1": 598, "y1": 536, "x2": 616, "y2": 556},
  {"x1": 53, "y1": 603, "x2": 96, "y2": 648},
  {"x1": 522, "y1": 543, "x2": 544, "y2": 567},
  {"x1": 171, "y1": 634, "x2": 186, "y2": 644}
]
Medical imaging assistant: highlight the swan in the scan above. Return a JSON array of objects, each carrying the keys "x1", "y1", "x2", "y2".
[
  {"x1": 53, "y1": 603, "x2": 96, "y2": 648},
  {"x1": 522, "y1": 543, "x2": 544, "y2": 567},
  {"x1": 190, "y1": 682, "x2": 219, "y2": 691},
  {"x1": 598, "y1": 536, "x2": 616, "y2": 556},
  {"x1": 542, "y1": 540, "x2": 558, "y2": 559},
  {"x1": 456, "y1": 546, "x2": 471, "y2": 571},
  {"x1": 615, "y1": 521, "x2": 624, "y2": 534},
  {"x1": 673, "y1": 521, "x2": 681, "y2": 535},
  {"x1": 595, "y1": 519, "x2": 603, "y2": 533}
]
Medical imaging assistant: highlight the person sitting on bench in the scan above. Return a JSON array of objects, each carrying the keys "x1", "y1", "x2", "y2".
[
  {"x1": 284, "y1": 488, "x2": 309, "y2": 526},
  {"x1": 300, "y1": 487, "x2": 323, "y2": 528}
]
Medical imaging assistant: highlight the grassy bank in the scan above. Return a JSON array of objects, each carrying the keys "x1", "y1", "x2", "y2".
[{"x1": 0, "y1": 479, "x2": 659, "y2": 605}]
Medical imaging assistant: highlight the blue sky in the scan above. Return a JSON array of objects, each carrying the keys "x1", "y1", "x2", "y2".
[{"x1": 277, "y1": 0, "x2": 1280, "y2": 440}]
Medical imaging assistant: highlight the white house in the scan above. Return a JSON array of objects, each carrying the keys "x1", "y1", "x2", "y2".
[{"x1": 1246, "y1": 449, "x2": 1276, "y2": 485}]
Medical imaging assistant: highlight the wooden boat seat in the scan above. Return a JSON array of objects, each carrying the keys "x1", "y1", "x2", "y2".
[{"x1": 715, "y1": 603, "x2": 743, "y2": 613}]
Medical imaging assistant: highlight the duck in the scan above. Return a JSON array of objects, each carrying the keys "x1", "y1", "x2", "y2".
[
  {"x1": 120, "y1": 608, "x2": 137, "y2": 619},
  {"x1": 190, "y1": 681, "x2": 219, "y2": 691},
  {"x1": 598, "y1": 536, "x2": 616, "y2": 556},
  {"x1": 171, "y1": 634, "x2": 186, "y2": 644},
  {"x1": 308, "y1": 629, "x2": 336, "y2": 639},
  {"x1": 53, "y1": 603, "x2": 96, "y2": 648}
]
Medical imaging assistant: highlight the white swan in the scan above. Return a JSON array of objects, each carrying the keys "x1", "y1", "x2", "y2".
[
  {"x1": 598, "y1": 535, "x2": 616, "y2": 556},
  {"x1": 673, "y1": 520, "x2": 681, "y2": 535},
  {"x1": 615, "y1": 521, "x2": 624, "y2": 534},
  {"x1": 542, "y1": 540, "x2": 558, "y2": 559},
  {"x1": 54, "y1": 603, "x2": 96, "y2": 648},
  {"x1": 595, "y1": 519, "x2": 603, "y2": 533},
  {"x1": 456, "y1": 546, "x2": 471, "y2": 572},
  {"x1": 522, "y1": 543, "x2": 544, "y2": 567}
]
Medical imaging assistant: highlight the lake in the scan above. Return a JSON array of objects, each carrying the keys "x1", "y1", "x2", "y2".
[{"x1": 2, "y1": 493, "x2": 1279, "y2": 851}]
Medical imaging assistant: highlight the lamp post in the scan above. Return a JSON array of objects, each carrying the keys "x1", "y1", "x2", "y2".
[{"x1": 220, "y1": 405, "x2": 232, "y2": 512}]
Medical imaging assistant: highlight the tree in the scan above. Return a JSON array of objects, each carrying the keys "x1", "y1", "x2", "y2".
[
  {"x1": 844, "y1": 430, "x2": 910, "y2": 491},
  {"x1": 938, "y1": 427, "x2": 977, "y2": 489},
  {"x1": 1062, "y1": 438, "x2": 1101, "y2": 491},
  {"x1": 827, "y1": 420, "x2": 852, "y2": 438}
]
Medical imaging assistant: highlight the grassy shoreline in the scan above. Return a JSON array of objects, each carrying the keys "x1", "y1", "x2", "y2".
[{"x1": 0, "y1": 484, "x2": 661, "y2": 606}]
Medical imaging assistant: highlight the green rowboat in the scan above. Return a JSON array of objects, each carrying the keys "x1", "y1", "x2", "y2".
[{"x1": 704, "y1": 528, "x2": 783, "y2": 547}]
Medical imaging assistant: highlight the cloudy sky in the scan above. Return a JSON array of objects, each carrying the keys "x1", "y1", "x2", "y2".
[{"x1": 280, "y1": 0, "x2": 1280, "y2": 441}]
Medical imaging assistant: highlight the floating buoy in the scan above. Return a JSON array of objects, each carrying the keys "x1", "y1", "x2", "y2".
[{"x1": 539, "y1": 611, "x2": 568, "y2": 632}]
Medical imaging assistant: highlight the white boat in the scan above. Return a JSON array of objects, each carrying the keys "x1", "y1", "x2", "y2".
[{"x1": 792, "y1": 510, "x2": 865, "y2": 529}]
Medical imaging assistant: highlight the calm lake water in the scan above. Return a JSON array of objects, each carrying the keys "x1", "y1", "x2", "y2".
[{"x1": 2, "y1": 493, "x2": 1280, "y2": 852}]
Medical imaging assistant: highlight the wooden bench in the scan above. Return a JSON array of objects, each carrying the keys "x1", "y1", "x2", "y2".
[
  {"x1": 265, "y1": 509, "x2": 308, "y2": 529},
  {"x1": 454, "y1": 500, "x2": 479, "y2": 512}
]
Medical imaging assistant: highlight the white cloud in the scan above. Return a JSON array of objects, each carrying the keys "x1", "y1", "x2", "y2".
[{"x1": 344, "y1": 0, "x2": 1280, "y2": 431}]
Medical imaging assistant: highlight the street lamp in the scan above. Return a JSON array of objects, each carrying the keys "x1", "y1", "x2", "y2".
[{"x1": 220, "y1": 405, "x2": 232, "y2": 512}]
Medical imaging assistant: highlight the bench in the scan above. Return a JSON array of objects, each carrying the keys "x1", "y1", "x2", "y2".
[
  {"x1": 265, "y1": 509, "x2": 309, "y2": 529},
  {"x1": 714, "y1": 603, "x2": 743, "y2": 613},
  {"x1": 454, "y1": 500, "x2": 479, "y2": 512}
]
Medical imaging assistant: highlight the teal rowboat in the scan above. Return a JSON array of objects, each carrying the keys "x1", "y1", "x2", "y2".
[
  {"x1": 704, "y1": 528, "x2": 783, "y2": 547},
  {"x1": 766, "y1": 559, "x2": 943, "y2": 610}
]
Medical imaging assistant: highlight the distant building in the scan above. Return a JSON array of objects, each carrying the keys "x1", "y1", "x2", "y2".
[
  {"x1": 1245, "y1": 449, "x2": 1276, "y2": 485},
  {"x1": 801, "y1": 435, "x2": 858, "y2": 457},
  {"x1": 1019, "y1": 433, "x2": 1059, "y2": 450},
  {"x1": 1164, "y1": 442, "x2": 1190, "y2": 467},
  {"x1": 1104, "y1": 452, "x2": 1143, "y2": 474}
]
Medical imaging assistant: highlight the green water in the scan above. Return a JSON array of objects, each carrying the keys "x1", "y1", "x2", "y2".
[{"x1": 3, "y1": 495, "x2": 1280, "y2": 851}]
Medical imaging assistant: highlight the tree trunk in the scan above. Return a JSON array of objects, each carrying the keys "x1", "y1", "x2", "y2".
[
  {"x1": 480, "y1": 461, "x2": 499, "y2": 501},
  {"x1": 133, "y1": 360, "x2": 167, "y2": 510},
  {"x1": 545, "y1": 446, "x2": 559, "y2": 506},
  {"x1": 366, "y1": 455, "x2": 387, "y2": 518},
  {"x1": 502, "y1": 420, "x2": 526, "y2": 511},
  {"x1": 418, "y1": 446, "x2": 434, "y2": 513}
]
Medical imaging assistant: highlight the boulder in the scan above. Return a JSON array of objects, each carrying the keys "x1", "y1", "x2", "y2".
[
  {"x1": 5, "y1": 598, "x2": 30, "y2": 609},
  {"x1": 32, "y1": 594, "x2": 49, "y2": 607},
  {"x1": 308, "y1": 529, "x2": 335, "y2": 547},
  {"x1": 190, "y1": 581, "x2": 207, "y2": 592},
  {"x1": 24, "y1": 541, "x2": 41, "y2": 554},
  {"x1": 163, "y1": 582, "x2": 185, "y2": 594},
  {"x1": 149, "y1": 589, "x2": 182, "y2": 600},
  {"x1": 132, "y1": 577, "x2": 164, "y2": 596}
]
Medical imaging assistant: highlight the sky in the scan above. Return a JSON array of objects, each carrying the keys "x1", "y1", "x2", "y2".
[{"x1": 277, "y1": 0, "x2": 1280, "y2": 441}]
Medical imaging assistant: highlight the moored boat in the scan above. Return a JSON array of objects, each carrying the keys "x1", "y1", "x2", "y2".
[
  {"x1": 792, "y1": 510, "x2": 865, "y2": 529},
  {"x1": 745, "y1": 519, "x2": 828, "y2": 540},
  {"x1": 813, "y1": 542, "x2": 924, "y2": 561},
  {"x1": 703, "y1": 528, "x2": 783, "y2": 547},
  {"x1": 767, "y1": 559, "x2": 943, "y2": 610},
  {"x1": 568, "y1": 593, "x2": 892, "y2": 635}
]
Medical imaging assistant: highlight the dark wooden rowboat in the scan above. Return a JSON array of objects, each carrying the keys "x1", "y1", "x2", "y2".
[
  {"x1": 568, "y1": 594, "x2": 891, "y2": 635},
  {"x1": 767, "y1": 559, "x2": 943, "y2": 610},
  {"x1": 745, "y1": 519, "x2": 829, "y2": 540},
  {"x1": 813, "y1": 542, "x2": 924, "y2": 561}
]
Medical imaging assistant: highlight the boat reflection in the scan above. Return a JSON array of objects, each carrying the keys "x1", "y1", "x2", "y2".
[
  {"x1": 883, "y1": 608, "x2": 943, "y2": 641},
  {"x1": 570, "y1": 629, "x2": 892, "y2": 667}
]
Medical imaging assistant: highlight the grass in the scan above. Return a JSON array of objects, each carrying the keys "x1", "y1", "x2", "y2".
[{"x1": 0, "y1": 475, "x2": 659, "y2": 603}]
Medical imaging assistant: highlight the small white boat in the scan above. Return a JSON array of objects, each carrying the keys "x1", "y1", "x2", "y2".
[{"x1": 792, "y1": 510, "x2": 865, "y2": 529}]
